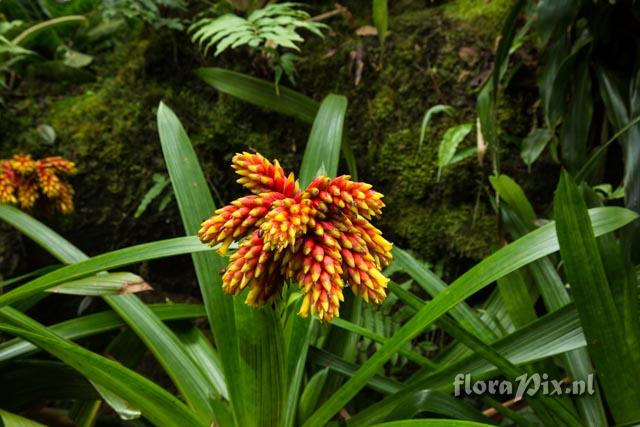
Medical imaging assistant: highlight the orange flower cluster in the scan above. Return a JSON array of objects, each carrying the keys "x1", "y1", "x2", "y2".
[
  {"x1": 0, "y1": 154, "x2": 76, "y2": 214},
  {"x1": 199, "y1": 152, "x2": 393, "y2": 321}
]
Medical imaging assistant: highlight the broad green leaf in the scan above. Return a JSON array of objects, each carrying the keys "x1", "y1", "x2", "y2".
[
  {"x1": 372, "y1": 0, "x2": 388, "y2": 44},
  {"x1": 559, "y1": 56, "x2": 592, "y2": 173},
  {"x1": 0, "y1": 236, "x2": 212, "y2": 308},
  {"x1": 174, "y1": 325, "x2": 228, "y2": 400},
  {"x1": 498, "y1": 205, "x2": 607, "y2": 427},
  {"x1": 554, "y1": 172, "x2": 640, "y2": 424},
  {"x1": 298, "y1": 94, "x2": 347, "y2": 187},
  {"x1": 536, "y1": 0, "x2": 579, "y2": 46},
  {"x1": 196, "y1": 67, "x2": 318, "y2": 124},
  {"x1": 0, "y1": 203, "x2": 221, "y2": 420},
  {"x1": 496, "y1": 270, "x2": 536, "y2": 328},
  {"x1": 392, "y1": 248, "x2": 496, "y2": 341},
  {"x1": 297, "y1": 368, "x2": 329, "y2": 422},
  {"x1": 91, "y1": 382, "x2": 141, "y2": 421},
  {"x1": 489, "y1": 174, "x2": 536, "y2": 225},
  {"x1": 0, "y1": 304, "x2": 205, "y2": 362},
  {"x1": 449, "y1": 146, "x2": 477, "y2": 165},
  {"x1": 47, "y1": 272, "x2": 151, "y2": 296},
  {"x1": 0, "y1": 321, "x2": 207, "y2": 427},
  {"x1": 304, "y1": 207, "x2": 637, "y2": 426},
  {"x1": 103, "y1": 294, "x2": 218, "y2": 417},
  {"x1": 389, "y1": 284, "x2": 579, "y2": 426},
  {"x1": 158, "y1": 102, "x2": 285, "y2": 427},
  {"x1": 583, "y1": 188, "x2": 640, "y2": 372},
  {"x1": 418, "y1": 104, "x2": 455, "y2": 150},
  {"x1": 437, "y1": 123, "x2": 473, "y2": 180},
  {"x1": 520, "y1": 128, "x2": 553, "y2": 167}
]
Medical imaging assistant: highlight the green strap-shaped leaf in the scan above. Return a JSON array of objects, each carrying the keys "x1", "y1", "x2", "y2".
[
  {"x1": 299, "y1": 94, "x2": 348, "y2": 188},
  {"x1": 304, "y1": 206, "x2": 638, "y2": 426},
  {"x1": 350, "y1": 303, "x2": 585, "y2": 425},
  {"x1": 0, "y1": 320, "x2": 207, "y2": 427},
  {"x1": 489, "y1": 174, "x2": 536, "y2": 225},
  {"x1": 491, "y1": 175, "x2": 606, "y2": 427},
  {"x1": 158, "y1": 102, "x2": 285, "y2": 427},
  {"x1": 196, "y1": 67, "x2": 318, "y2": 123},
  {"x1": 372, "y1": 0, "x2": 388, "y2": 45},
  {"x1": 0, "y1": 236, "x2": 212, "y2": 308},
  {"x1": 0, "y1": 204, "x2": 222, "y2": 420},
  {"x1": 393, "y1": 248, "x2": 497, "y2": 341},
  {"x1": 0, "y1": 304, "x2": 205, "y2": 362},
  {"x1": 0, "y1": 408, "x2": 46, "y2": 427},
  {"x1": 554, "y1": 172, "x2": 640, "y2": 424},
  {"x1": 103, "y1": 294, "x2": 219, "y2": 417},
  {"x1": 390, "y1": 283, "x2": 580, "y2": 426}
]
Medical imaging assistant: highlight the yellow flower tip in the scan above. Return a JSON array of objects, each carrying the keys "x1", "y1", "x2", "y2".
[{"x1": 217, "y1": 238, "x2": 234, "y2": 256}]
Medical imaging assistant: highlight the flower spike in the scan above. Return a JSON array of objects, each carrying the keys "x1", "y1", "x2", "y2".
[
  {"x1": 0, "y1": 154, "x2": 76, "y2": 214},
  {"x1": 200, "y1": 152, "x2": 393, "y2": 322},
  {"x1": 232, "y1": 152, "x2": 299, "y2": 197}
]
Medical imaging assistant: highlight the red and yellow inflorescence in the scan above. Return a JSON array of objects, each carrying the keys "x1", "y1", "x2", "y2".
[
  {"x1": 0, "y1": 154, "x2": 77, "y2": 214},
  {"x1": 199, "y1": 152, "x2": 393, "y2": 321}
]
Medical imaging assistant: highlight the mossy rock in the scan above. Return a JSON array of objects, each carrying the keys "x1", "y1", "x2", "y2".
[{"x1": 1, "y1": 0, "x2": 548, "y2": 283}]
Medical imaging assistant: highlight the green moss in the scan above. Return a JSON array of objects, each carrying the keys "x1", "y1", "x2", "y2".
[
  {"x1": 391, "y1": 203, "x2": 496, "y2": 263},
  {"x1": 443, "y1": 0, "x2": 514, "y2": 28},
  {"x1": 370, "y1": 86, "x2": 396, "y2": 121}
]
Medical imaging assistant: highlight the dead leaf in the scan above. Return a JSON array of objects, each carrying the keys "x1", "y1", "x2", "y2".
[
  {"x1": 348, "y1": 43, "x2": 365, "y2": 86},
  {"x1": 119, "y1": 280, "x2": 153, "y2": 295},
  {"x1": 356, "y1": 25, "x2": 378, "y2": 37},
  {"x1": 458, "y1": 46, "x2": 479, "y2": 66}
]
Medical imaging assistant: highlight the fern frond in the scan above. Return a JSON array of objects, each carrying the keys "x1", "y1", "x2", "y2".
[{"x1": 190, "y1": 2, "x2": 327, "y2": 57}]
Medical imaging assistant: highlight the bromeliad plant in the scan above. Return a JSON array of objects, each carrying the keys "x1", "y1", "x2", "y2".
[
  {"x1": 0, "y1": 154, "x2": 76, "y2": 213},
  {"x1": 199, "y1": 152, "x2": 392, "y2": 321}
]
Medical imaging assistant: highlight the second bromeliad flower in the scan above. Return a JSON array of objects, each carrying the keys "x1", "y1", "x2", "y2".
[{"x1": 199, "y1": 152, "x2": 393, "y2": 322}]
